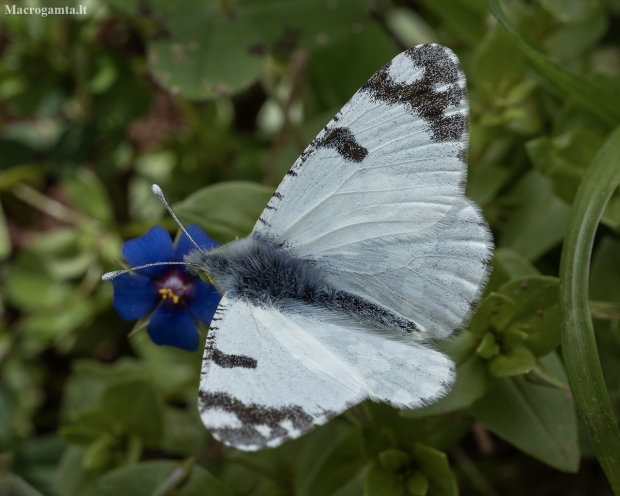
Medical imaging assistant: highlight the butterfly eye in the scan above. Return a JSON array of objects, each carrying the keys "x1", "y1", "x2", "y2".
[{"x1": 199, "y1": 272, "x2": 214, "y2": 285}]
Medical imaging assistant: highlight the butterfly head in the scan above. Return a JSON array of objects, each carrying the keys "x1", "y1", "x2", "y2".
[
  {"x1": 102, "y1": 184, "x2": 219, "y2": 282},
  {"x1": 183, "y1": 245, "x2": 231, "y2": 295}
]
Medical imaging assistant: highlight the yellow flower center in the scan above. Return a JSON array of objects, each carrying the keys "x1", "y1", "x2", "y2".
[{"x1": 159, "y1": 288, "x2": 180, "y2": 304}]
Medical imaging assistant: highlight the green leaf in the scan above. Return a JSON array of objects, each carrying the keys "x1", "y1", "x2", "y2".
[
  {"x1": 602, "y1": 189, "x2": 620, "y2": 230},
  {"x1": 403, "y1": 331, "x2": 490, "y2": 417},
  {"x1": 468, "y1": 293, "x2": 516, "y2": 336},
  {"x1": 63, "y1": 169, "x2": 114, "y2": 225},
  {"x1": 494, "y1": 248, "x2": 540, "y2": 277},
  {"x1": 147, "y1": 0, "x2": 370, "y2": 100},
  {"x1": 496, "y1": 276, "x2": 561, "y2": 356},
  {"x1": 9, "y1": 219, "x2": 96, "y2": 283},
  {"x1": 385, "y1": 8, "x2": 437, "y2": 48},
  {"x1": 485, "y1": 248, "x2": 540, "y2": 295},
  {"x1": 130, "y1": 331, "x2": 201, "y2": 398},
  {"x1": 161, "y1": 406, "x2": 209, "y2": 457},
  {"x1": 0, "y1": 473, "x2": 46, "y2": 496},
  {"x1": 472, "y1": 23, "x2": 525, "y2": 102},
  {"x1": 85, "y1": 460, "x2": 233, "y2": 496},
  {"x1": 544, "y1": 14, "x2": 607, "y2": 60},
  {"x1": 240, "y1": 0, "x2": 369, "y2": 50},
  {"x1": 54, "y1": 446, "x2": 98, "y2": 496},
  {"x1": 540, "y1": 0, "x2": 601, "y2": 23},
  {"x1": 498, "y1": 170, "x2": 571, "y2": 261},
  {"x1": 418, "y1": 0, "x2": 486, "y2": 44},
  {"x1": 488, "y1": 345, "x2": 536, "y2": 377},
  {"x1": 99, "y1": 379, "x2": 164, "y2": 446},
  {"x1": 24, "y1": 228, "x2": 95, "y2": 281},
  {"x1": 173, "y1": 181, "x2": 273, "y2": 242},
  {"x1": 148, "y1": 1, "x2": 263, "y2": 100},
  {"x1": 332, "y1": 471, "x2": 366, "y2": 496},
  {"x1": 20, "y1": 297, "x2": 93, "y2": 342},
  {"x1": 297, "y1": 424, "x2": 365, "y2": 496},
  {"x1": 364, "y1": 464, "x2": 405, "y2": 496},
  {"x1": 485, "y1": 0, "x2": 620, "y2": 128},
  {"x1": 150, "y1": 458, "x2": 194, "y2": 496},
  {"x1": 560, "y1": 124, "x2": 620, "y2": 489},
  {"x1": 470, "y1": 353, "x2": 579, "y2": 472},
  {"x1": 379, "y1": 449, "x2": 412, "y2": 472},
  {"x1": 476, "y1": 332, "x2": 500, "y2": 359},
  {"x1": 406, "y1": 471, "x2": 429, "y2": 496},
  {"x1": 61, "y1": 374, "x2": 164, "y2": 452},
  {"x1": 5, "y1": 268, "x2": 72, "y2": 311},
  {"x1": 9, "y1": 435, "x2": 65, "y2": 496},
  {"x1": 365, "y1": 403, "x2": 428, "y2": 451},
  {"x1": 82, "y1": 433, "x2": 115, "y2": 471},
  {"x1": 526, "y1": 361, "x2": 568, "y2": 390},
  {"x1": 306, "y1": 23, "x2": 395, "y2": 111},
  {"x1": 61, "y1": 358, "x2": 147, "y2": 421},
  {"x1": 411, "y1": 444, "x2": 458, "y2": 496},
  {"x1": 526, "y1": 128, "x2": 605, "y2": 204},
  {"x1": 590, "y1": 235, "x2": 620, "y2": 302},
  {"x1": 466, "y1": 162, "x2": 512, "y2": 207}
]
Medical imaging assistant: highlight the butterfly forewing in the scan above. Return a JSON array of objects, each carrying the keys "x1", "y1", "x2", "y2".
[{"x1": 253, "y1": 44, "x2": 469, "y2": 255}]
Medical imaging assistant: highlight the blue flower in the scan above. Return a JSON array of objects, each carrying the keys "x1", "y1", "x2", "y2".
[{"x1": 111, "y1": 225, "x2": 221, "y2": 351}]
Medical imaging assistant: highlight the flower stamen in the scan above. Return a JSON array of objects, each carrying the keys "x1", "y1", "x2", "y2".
[{"x1": 159, "y1": 288, "x2": 180, "y2": 304}]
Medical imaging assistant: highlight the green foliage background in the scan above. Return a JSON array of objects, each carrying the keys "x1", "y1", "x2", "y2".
[{"x1": 1, "y1": 0, "x2": 620, "y2": 494}]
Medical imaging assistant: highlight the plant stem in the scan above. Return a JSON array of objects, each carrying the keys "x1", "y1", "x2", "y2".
[
  {"x1": 12, "y1": 183, "x2": 87, "y2": 226},
  {"x1": 559, "y1": 125, "x2": 620, "y2": 494}
]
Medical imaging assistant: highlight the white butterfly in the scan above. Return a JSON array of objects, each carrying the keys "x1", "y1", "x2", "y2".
[{"x1": 104, "y1": 44, "x2": 492, "y2": 451}]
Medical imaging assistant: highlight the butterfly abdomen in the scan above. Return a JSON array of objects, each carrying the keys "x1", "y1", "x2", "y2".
[{"x1": 185, "y1": 236, "x2": 422, "y2": 336}]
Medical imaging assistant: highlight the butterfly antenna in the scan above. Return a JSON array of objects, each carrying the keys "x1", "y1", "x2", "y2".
[
  {"x1": 102, "y1": 261, "x2": 188, "y2": 281},
  {"x1": 151, "y1": 184, "x2": 202, "y2": 252}
]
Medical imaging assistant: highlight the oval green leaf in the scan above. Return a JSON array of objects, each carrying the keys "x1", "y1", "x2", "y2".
[
  {"x1": 173, "y1": 181, "x2": 273, "y2": 243},
  {"x1": 85, "y1": 460, "x2": 233, "y2": 496},
  {"x1": 470, "y1": 352, "x2": 579, "y2": 472}
]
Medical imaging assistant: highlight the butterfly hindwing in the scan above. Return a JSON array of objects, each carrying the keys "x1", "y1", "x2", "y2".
[
  {"x1": 253, "y1": 44, "x2": 469, "y2": 255},
  {"x1": 199, "y1": 296, "x2": 454, "y2": 450}
]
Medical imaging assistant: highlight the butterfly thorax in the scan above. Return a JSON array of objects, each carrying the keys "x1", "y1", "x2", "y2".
[{"x1": 184, "y1": 236, "x2": 422, "y2": 337}]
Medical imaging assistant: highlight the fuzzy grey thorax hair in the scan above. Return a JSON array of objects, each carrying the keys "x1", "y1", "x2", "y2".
[
  {"x1": 183, "y1": 236, "x2": 329, "y2": 305},
  {"x1": 184, "y1": 235, "x2": 422, "y2": 338}
]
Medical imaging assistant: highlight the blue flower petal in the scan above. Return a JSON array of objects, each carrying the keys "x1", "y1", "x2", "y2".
[
  {"x1": 112, "y1": 273, "x2": 159, "y2": 321},
  {"x1": 147, "y1": 302, "x2": 199, "y2": 351},
  {"x1": 122, "y1": 226, "x2": 175, "y2": 278},
  {"x1": 175, "y1": 224, "x2": 220, "y2": 260},
  {"x1": 187, "y1": 280, "x2": 221, "y2": 324}
]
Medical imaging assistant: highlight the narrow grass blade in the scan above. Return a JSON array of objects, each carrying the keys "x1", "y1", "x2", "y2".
[{"x1": 560, "y1": 126, "x2": 620, "y2": 493}]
